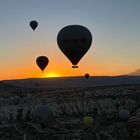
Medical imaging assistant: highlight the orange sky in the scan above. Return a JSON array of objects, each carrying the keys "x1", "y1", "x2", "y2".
[
  {"x1": 0, "y1": 54, "x2": 136, "y2": 80},
  {"x1": 0, "y1": 1, "x2": 140, "y2": 80}
]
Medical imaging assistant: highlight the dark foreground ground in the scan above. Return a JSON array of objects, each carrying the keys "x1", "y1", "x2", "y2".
[{"x1": 0, "y1": 78, "x2": 140, "y2": 139}]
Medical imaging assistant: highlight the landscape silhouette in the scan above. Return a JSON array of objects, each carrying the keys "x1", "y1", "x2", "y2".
[{"x1": 0, "y1": 0, "x2": 140, "y2": 140}]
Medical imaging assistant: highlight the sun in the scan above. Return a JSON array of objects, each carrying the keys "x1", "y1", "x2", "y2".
[{"x1": 44, "y1": 72, "x2": 60, "y2": 78}]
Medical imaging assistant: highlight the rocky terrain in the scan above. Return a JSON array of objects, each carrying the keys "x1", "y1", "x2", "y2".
[{"x1": 0, "y1": 81, "x2": 140, "y2": 140}]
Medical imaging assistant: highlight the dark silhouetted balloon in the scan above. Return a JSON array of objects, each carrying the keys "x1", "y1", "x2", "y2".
[
  {"x1": 85, "y1": 73, "x2": 90, "y2": 79},
  {"x1": 57, "y1": 25, "x2": 92, "y2": 68},
  {"x1": 35, "y1": 83, "x2": 39, "y2": 87},
  {"x1": 33, "y1": 105, "x2": 53, "y2": 126},
  {"x1": 36, "y1": 56, "x2": 49, "y2": 71},
  {"x1": 119, "y1": 109, "x2": 130, "y2": 122},
  {"x1": 30, "y1": 20, "x2": 38, "y2": 31}
]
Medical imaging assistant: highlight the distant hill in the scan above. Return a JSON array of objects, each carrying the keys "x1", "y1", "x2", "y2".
[
  {"x1": 2, "y1": 76, "x2": 140, "y2": 89},
  {"x1": 125, "y1": 69, "x2": 140, "y2": 76}
]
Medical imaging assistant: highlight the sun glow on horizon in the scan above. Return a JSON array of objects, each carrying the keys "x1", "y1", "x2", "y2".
[{"x1": 44, "y1": 72, "x2": 60, "y2": 78}]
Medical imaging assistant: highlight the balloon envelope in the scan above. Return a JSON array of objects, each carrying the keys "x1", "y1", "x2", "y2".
[
  {"x1": 57, "y1": 25, "x2": 92, "y2": 67},
  {"x1": 128, "y1": 116, "x2": 140, "y2": 128},
  {"x1": 36, "y1": 56, "x2": 49, "y2": 71},
  {"x1": 85, "y1": 73, "x2": 90, "y2": 79},
  {"x1": 30, "y1": 20, "x2": 38, "y2": 31},
  {"x1": 119, "y1": 109, "x2": 130, "y2": 122},
  {"x1": 83, "y1": 116, "x2": 93, "y2": 127},
  {"x1": 35, "y1": 83, "x2": 39, "y2": 87},
  {"x1": 33, "y1": 105, "x2": 53, "y2": 125}
]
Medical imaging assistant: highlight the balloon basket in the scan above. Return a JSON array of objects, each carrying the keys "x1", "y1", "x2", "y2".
[{"x1": 72, "y1": 65, "x2": 78, "y2": 68}]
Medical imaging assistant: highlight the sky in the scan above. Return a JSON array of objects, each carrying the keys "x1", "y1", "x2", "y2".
[{"x1": 0, "y1": 0, "x2": 140, "y2": 80}]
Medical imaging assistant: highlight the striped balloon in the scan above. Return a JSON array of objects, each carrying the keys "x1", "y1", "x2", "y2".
[
  {"x1": 36, "y1": 56, "x2": 49, "y2": 71},
  {"x1": 127, "y1": 116, "x2": 140, "y2": 128}
]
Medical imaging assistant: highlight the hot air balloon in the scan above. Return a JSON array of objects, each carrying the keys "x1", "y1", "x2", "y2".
[
  {"x1": 85, "y1": 73, "x2": 90, "y2": 79},
  {"x1": 127, "y1": 116, "x2": 140, "y2": 129},
  {"x1": 36, "y1": 56, "x2": 49, "y2": 72},
  {"x1": 30, "y1": 20, "x2": 38, "y2": 31},
  {"x1": 83, "y1": 116, "x2": 93, "y2": 127},
  {"x1": 33, "y1": 105, "x2": 53, "y2": 127},
  {"x1": 57, "y1": 25, "x2": 92, "y2": 68},
  {"x1": 35, "y1": 83, "x2": 39, "y2": 87},
  {"x1": 119, "y1": 109, "x2": 130, "y2": 122},
  {"x1": 126, "y1": 116, "x2": 140, "y2": 137}
]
